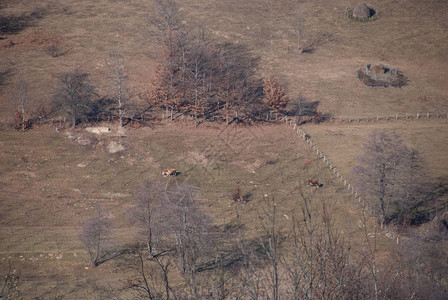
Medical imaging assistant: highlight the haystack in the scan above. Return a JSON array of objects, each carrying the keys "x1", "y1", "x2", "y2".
[{"x1": 352, "y1": 3, "x2": 372, "y2": 20}]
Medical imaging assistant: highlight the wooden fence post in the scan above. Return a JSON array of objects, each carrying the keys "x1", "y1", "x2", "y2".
[
  {"x1": 396, "y1": 114, "x2": 398, "y2": 120},
  {"x1": 406, "y1": 113, "x2": 408, "y2": 119},
  {"x1": 416, "y1": 113, "x2": 419, "y2": 119},
  {"x1": 427, "y1": 112, "x2": 429, "y2": 119}
]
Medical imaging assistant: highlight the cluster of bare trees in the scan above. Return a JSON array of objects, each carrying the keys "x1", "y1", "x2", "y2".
[
  {"x1": 148, "y1": 0, "x2": 263, "y2": 126},
  {"x1": 353, "y1": 130, "x2": 440, "y2": 227},
  {"x1": 78, "y1": 177, "x2": 448, "y2": 299},
  {"x1": 14, "y1": 0, "x2": 324, "y2": 129}
]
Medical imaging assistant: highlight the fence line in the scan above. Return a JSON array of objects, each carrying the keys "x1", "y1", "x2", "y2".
[
  {"x1": 285, "y1": 117, "x2": 399, "y2": 243},
  {"x1": 328, "y1": 112, "x2": 448, "y2": 124}
]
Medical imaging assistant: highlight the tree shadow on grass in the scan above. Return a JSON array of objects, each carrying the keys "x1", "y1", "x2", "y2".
[
  {"x1": 0, "y1": 9, "x2": 46, "y2": 36},
  {"x1": 0, "y1": 69, "x2": 12, "y2": 91}
]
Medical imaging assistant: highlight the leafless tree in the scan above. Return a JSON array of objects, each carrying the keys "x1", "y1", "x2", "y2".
[
  {"x1": 57, "y1": 70, "x2": 96, "y2": 126},
  {"x1": 353, "y1": 131, "x2": 410, "y2": 225},
  {"x1": 122, "y1": 245, "x2": 173, "y2": 299},
  {"x1": 18, "y1": 79, "x2": 28, "y2": 131},
  {"x1": 354, "y1": 130, "x2": 439, "y2": 227},
  {"x1": 293, "y1": 11, "x2": 305, "y2": 53},
  {"x1": 129, "y1": 179, "x2": 165, "y2": 257},
  {"x1": 282, "y1": 189, "x2": 365, "y2": 299},
  {"x1": 161, "y1": 182, "x2": 215, "y2": 298},
  {"x1": 151, "y1": 0, "x2": 183, "y2": 45},
  {"x1": 108, "y1": 49, "x2": 129, "y2": 127},
  {"x1": 79, "y1": 205, "x2": 114, "y2": 267},
  {"x1": 289, "y1": 94, "x2": 319, "y2": 125},
  {"x1": 258, "y1": 198, "x2": 284, "y2": 300}
]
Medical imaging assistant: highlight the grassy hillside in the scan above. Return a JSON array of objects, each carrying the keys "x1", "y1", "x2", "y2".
[
  {"x1": 0, "y1": 122, "x2": 395, "y2": 297},
  {"x1": 1, "y1": 0, "x2": 447, "y2": 120},
  {"x1": 1, "y1": 0, "x2": 448, "y2": 297}
]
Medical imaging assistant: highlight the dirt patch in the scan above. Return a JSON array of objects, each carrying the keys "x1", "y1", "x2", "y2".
[
  {"x1": 85, "y1": 127, "x2": 111, "y2": 134},
  {"x1": 233, "y1": 159, "x2": 263, "y2": 174},
  {"x1": 107, "y1": 141, "x2": 125, "y2": 153},
  {"x1": 184, "y1": 151, "x2": 210, "y2": 166}
]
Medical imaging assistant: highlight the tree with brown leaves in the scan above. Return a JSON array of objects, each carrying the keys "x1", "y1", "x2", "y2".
[{"x1": 262, "y1": 75, "x2": 288, "y2": 113}]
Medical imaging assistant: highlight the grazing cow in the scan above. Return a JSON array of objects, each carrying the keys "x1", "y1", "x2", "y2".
[
  {"x1": 308, "y1": 179, "x2": 321, "y2": 187},
  {"x1": 162, "y1": 169, "x2": 177, "y2": 176}
]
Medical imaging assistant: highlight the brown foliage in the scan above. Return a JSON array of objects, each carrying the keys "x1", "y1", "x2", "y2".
[
  {"x1": 13, "y1": 110, "x2": 31, "y2": 131},
  {"x1": 232, "y1": 185, "x2": 243, "y2": 203},
  {"x1": 262, "y1": 75, "x2": 288, "y2": 113}
]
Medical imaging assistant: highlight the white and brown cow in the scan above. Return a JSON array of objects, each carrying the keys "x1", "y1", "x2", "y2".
[
  {"x1": 162, "y1": 169, "x2": 177, "y2": 176},
  {"x1": 308, "y1": 179, "x2": 321, "y2": 187}
]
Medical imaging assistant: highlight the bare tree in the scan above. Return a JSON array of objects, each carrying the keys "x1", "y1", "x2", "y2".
[
  {"x1": 293, "y1": 11, "x2": 305, "y2": 53},
  {"x1": 108, "y1": 49, "x2": 129, "y2": 127},
  {"x1": 79, "y1": 205, "x2": 114, "y2": 267},
  {"x1": 122, "y1": 245, "x2": 171, "y2": 299},
  {"x1": 58, "y1": 70, "x2": 96, "y2": 126},
  {"x1": 353, "y1": 130, "x2": 438, "y2": 226},
  {"x1": 161, "y1": 182, "x2": 215, "y2": 298},
  {"x1": 151, "y1": 0, "x2": 183, "y2": 45},
  {"x1": 129, "y1": 179, "x2": 165, "y2": 257},
  {"x1": 353, "y1": 131, "x2": 409, "y2": 225},
  {"x1": 289, "y1": 94, "x2": 319, "y2": 125},
  {"x1": 282, "y1": 189, "x2": 365, "y2": 299},
  {"x1": 258, "y1": 198, "x2": 284, "y2": 300},
  {"x1": 18, "y1": 79, "x2": 28, "y2": 131}
]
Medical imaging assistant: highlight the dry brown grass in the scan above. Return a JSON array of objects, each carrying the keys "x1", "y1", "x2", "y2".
[
  {"x1": 0, "y1": 122, "x2": 398, "y2": 297},
  {"x1": 302, "y1": 119, "x2": 448, "y2": 181},
  {"x1": 0, "y1": 0, "x2": 447, "y2": 120},
  {"x1": 0, "y1": 0, "x2": 447, "y2": 296}
]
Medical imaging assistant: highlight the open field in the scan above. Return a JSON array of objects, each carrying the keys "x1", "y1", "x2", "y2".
[
  {"x1": 302, "y1": 118, "x2": 448, "y2": 180},
  {"x1": 1, "y1": 0, "x2": 448, "y2": 297},
  {"x1": 0, "y1": 122, "x2": 399, "y2": 297},
  {"x1": 0, "y1": 0, "x2": 447, "y2": 120}
]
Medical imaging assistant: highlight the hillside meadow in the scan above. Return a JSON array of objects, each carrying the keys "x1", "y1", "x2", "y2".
[{"x1": 1, "y1": 0, "x2": 447, "y2": 298}]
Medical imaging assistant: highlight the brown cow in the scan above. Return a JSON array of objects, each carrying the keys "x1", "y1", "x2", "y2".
[
  {"x1": 308, "y1": 179, "x2": 321, "y2": 187},
  {"x1": 162, "y1": 169, "x2": 177, "y2": 176}
]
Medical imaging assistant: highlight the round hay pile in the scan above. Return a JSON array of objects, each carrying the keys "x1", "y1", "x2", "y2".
[
  {"x1": 352, "y1": 3, "x2": 373, "y2": 20},
  {"x1": 358, "y1": 64, "x2": 407, "y2": 87}
]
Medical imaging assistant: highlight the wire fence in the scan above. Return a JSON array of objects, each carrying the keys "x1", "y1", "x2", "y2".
[
  {"x1": 284, "y1": 116, "x2": 401, "y2": 244},
  {"x1": 328, "y1": 112, "x2": 448, "y2": 124}
]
